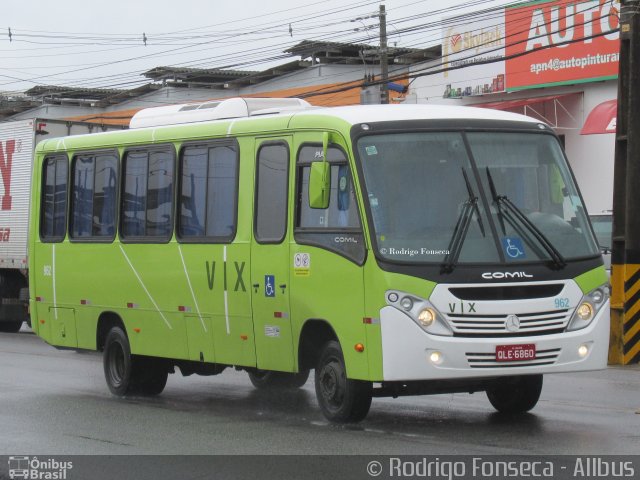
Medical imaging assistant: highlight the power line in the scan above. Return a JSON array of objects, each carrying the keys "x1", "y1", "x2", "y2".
[
  {"x1": 1, "y1": 0, "x2": 515, "y2": 90},
  {"x1": 298, "y1": 26, "x2": 620, "y2": 100}
]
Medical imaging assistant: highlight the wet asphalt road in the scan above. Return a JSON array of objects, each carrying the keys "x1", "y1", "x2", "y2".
[{"x1": 1, "y1": 329, "x2": 639, "y2": 456}]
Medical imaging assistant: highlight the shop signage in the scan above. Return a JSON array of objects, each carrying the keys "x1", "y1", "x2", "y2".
[{"x1": 505, "y1": 0, "x2": 620, "y2": 90}]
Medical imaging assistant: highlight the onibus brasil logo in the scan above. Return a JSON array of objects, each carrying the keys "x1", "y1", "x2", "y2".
[{"x1": 8, "y1": 456, "x2": 73, "y2": 479}]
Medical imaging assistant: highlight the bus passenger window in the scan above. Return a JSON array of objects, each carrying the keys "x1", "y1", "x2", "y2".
[
  {"x1": 298, "y1": 164, "x2": 360, "y2": 229},
  {"x1": 147, "y1": 151, "x2": 174, "y2": 238},
  {"x1": 255, "y1": 143, "x2": 289, "y2": 244},
  {"x1": 294, "y1": 144, "x2": 364, "y2": 264},
  {"x1": 40, "y1": 155, "x2": 68, "y2": 242},
  {"x1": 120, "y1": 147, "x2": 174, "y2": 241},
  {"x1": 178, "y1": 142, "x2": 239, "y2": 242},
  {"x1": 69, "y1": 152, "x2": 118, "y2": 241},
  {"x1": 296, "y1": 145, "x2": 360, "y2": 230}
]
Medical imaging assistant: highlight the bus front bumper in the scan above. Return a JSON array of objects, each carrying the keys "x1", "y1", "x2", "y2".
[{"x1": 379, "y1": 304, "x2": 610, "y2": 381}]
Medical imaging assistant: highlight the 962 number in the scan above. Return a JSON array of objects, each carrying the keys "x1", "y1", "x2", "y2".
[{"x1": 554, "y1": 297, "x2": 570, "y2": 309}]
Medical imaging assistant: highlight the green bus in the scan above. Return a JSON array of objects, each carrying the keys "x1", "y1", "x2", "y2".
[{"x1": 28, "y1": 97, "x2": 609, "y2": 423}]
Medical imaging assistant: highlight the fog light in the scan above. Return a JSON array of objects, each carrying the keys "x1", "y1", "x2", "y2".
[
  {"x1": 418, "y1": 308, "x2": 435, "y2": 327},
  {"x1": 578, "y1": 344, "x2": 589, "y2": 358},
  {"x1": 388, "y1": 292, "x2": 399, "y2": 303},
  {"x1": 429, "y1": 351, "x2": 442, "y2": 364},
  {"x1": 576, "y1": 302, "x2": 594, "y2": 321},
  {"x1": 400, "y1": 296, "x2": 414, "y2": 311}
]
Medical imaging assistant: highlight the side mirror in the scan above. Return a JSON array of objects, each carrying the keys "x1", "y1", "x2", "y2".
[{"x1": 309, "y1": 161, "x2": 330, "y2": 209}]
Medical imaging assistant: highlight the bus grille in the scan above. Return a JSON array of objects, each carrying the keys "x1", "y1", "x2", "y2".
[
  {"x1": 446, "y1": 309, "x2": 571, "y2": 336},
  {"x1": 466, "y1": 348, "x2": 561, "y2": 368}
]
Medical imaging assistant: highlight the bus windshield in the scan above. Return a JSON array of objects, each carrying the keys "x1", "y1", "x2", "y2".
[{"x1": 357, "y1": 131, "x2": 599, "y2": 265}]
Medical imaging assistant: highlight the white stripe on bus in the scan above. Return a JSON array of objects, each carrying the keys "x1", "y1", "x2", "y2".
[
  {"x1": 226, "y1": 120, "x2": 236, "y2": 137},
  {"x1": 52, "y1": 244, "x2": 58, "y2": 320},
  {"x1": 224, "y1": 245, "x2": 230, "y2": 334},
  {"x1": 178, "y1": 244, "x2": 206, "y2": 332},
  {"x1": 119, "y1": 244, "x2": 172, "y2": 330}
]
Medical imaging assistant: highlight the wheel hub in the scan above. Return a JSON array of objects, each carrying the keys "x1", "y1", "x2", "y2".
[
  {"x1": 319, "y1": 360, "x2": 344, "y2": 407},
  {"x1": 108, "y1": 343, "x2": 125, "y2": 386}
]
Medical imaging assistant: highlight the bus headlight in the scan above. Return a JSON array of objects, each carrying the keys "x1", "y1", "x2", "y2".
[
  {"x1": 418, "y1": 308, "x2": 436, "y2": 327},
  {"x1": 567, "y1": 284, "x2": 609, "y2": 331},
  {"x1": 386, "y1": 290, "x2": 453, "y2": 336},
  {"x1": 576, "y1": 302, "x2": 594, "y2": 321}
]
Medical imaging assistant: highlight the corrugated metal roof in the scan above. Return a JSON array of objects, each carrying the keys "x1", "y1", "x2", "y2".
[
  {"x1": 143, "y1": 66, "x2": 258, "y2": 83},
  {"x1": 25, "y1": 85, "x2": 127, "y2": 100}
]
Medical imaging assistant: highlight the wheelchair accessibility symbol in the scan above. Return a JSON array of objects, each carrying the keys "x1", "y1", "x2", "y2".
[
  {"x1": 501, "y1": 237, "x2": 526, "y2": 259},
  {"x1": 265, "y1": 275, "x2": 275, "y2": 297}
]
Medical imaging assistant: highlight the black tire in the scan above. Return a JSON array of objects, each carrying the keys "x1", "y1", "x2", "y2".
[
  {"x1": 486, "y1": 375, "x2": 543, "y2": 413},
  {"x1": 0, "y1": 321, "x2": 23, "y2": 333},
  {"x1": 248, "y1": 369, "x2": 310, "y2": 389},
  {"x1": 132, "y1": 356, "x2": 169, "y2": 395},
  {"x1": 103, "y1": 326, "x2": 168, "y2": 396},
  {"x1": 314, "y1": 340, "x2": 372, "y2": 423}
]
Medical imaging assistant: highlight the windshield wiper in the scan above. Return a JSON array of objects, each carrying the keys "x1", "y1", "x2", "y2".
[
  {"x1": 441, "y1": 168, "x2": 485, "y2": 273},
  {"x1": 485, "y1": 167, "x2": 566, "y2": 268}
]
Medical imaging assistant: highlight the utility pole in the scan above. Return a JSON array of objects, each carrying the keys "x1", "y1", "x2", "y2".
[
  {"x1": 379, "y1": 4, "x2": 389, "y2": 104},
  {"x1": 610, "y1": 0, "x2": 640, "y2": 365}
]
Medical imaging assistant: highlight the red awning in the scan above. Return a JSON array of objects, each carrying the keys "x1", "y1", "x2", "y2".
[
  {"x1": 473, "y1": 94, "x2": 569, "y2": 110},
  {"x1": 580, "y1": 99, "x2": 617, "y2": 135}
]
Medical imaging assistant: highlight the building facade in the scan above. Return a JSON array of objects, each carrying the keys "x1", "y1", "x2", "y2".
[{"x1": 408, "y1": 0, "x2": 619, "y2": 214}]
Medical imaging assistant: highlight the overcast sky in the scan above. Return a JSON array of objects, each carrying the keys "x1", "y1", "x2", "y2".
[{"x1": 2, "y1": 0, "x2": 515, "y2": 94}]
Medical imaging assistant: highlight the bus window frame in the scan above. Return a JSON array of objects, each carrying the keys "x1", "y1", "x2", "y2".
[
  {"x1": 40, "y1": 153, "x2": 70, "y2": 244},
  {"x1": 68, "y1": 148, "x2": 119, "y2": 244},
  {"x1": 176, "y1": 138, "x2": 240, "y2": 244},
  {"x1": 253, "y1": 140, "x2": 290, "y2": 245},
  {"x1": 119, "y1": 144, "x2": 176, "y2": 245},
  {"x1": 293, "y1": 142, "x2": 366, "y2": 265}
]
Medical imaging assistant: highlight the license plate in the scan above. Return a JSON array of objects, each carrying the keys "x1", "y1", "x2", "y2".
[{"x1": 496, "y1": 344, "x2": 536, "y2": 362}]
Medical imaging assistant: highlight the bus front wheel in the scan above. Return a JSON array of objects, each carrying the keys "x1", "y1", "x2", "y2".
[
  {"x1": 486, "y1": 374, "x2": 543, "y2": 413},
  {"x1": 103, "y1": 326, "x2": 168, "y2": 396},
  {"x1": 315, "y1": 340, "x2": 372, "y2": 423},
  {"x1": 248, "y1": 369, "x2": 310, "y2": 389}
]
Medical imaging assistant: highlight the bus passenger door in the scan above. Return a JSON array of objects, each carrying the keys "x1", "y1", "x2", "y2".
[
  {"x1": 289, "y1": 137, "x2": 368, "y2": 379},
  {"x1": 250, "y1": 138, "x2": 294, "y2": 372}
]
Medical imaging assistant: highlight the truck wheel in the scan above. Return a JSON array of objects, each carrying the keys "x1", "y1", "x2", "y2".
[
  {"x1": 103, "y1": 326, "x2": 168, "y2": 396},
  {"x1": 0, "y1": 321, "x2": 23, "y2": 333},
  {"x1": 486, "y1": 375, "x2": 543, "y2": 413},
  {"x1": 314, "y1": 340, "x2": 372, "y2": 423},
  {"x1": 248, "y1": 369, "x2": 310, "y2": 389}
]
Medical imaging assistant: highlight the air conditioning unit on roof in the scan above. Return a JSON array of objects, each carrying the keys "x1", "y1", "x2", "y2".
[{"x1": 129, "y1": 97, "x2": 313, "y2": 128}]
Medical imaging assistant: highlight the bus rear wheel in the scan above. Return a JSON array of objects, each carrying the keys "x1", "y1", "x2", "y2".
[
  {"x1": 248, "y1": 369, "x2": 310, "y2": 389},
  {"x1": 486, "y1": 374, "x2": 543, "y2": 413},
  {"x1": 314, "y1": 340, "x2": 372, "y2": 423},
  {"x1": 103, "y1": 326, "x2": 168, "y2": 396},
  {"x1": 0, "y1": 321, "x2": 23, "y2": 333}
]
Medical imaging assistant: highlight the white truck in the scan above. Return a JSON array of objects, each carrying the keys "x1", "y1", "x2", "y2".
[{"x1": 0, "y1": 118, "x2": 125, "y2": 332}]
